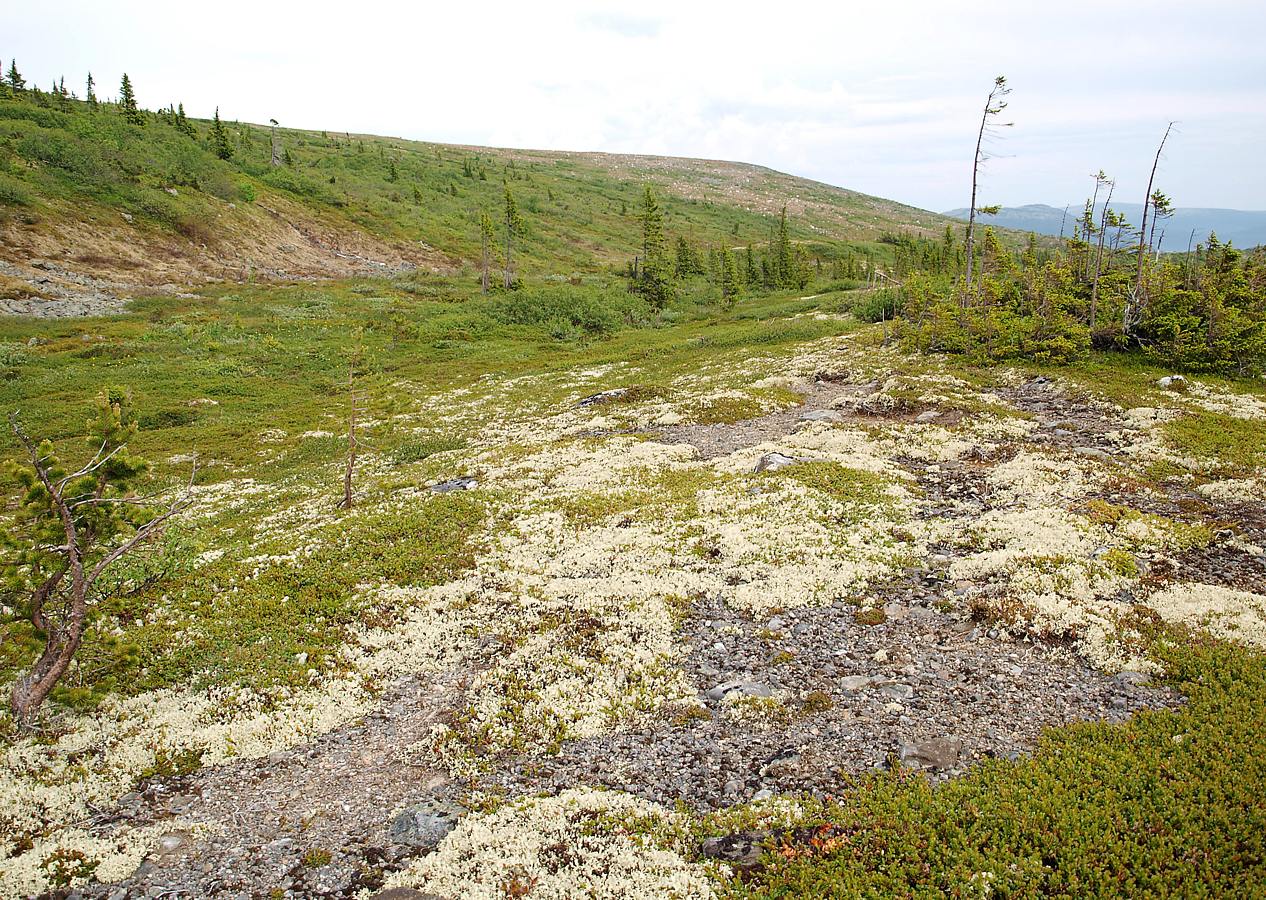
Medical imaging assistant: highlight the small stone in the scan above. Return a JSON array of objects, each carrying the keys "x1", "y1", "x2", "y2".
[
  {"x1": 157, "y1": 833, "x2": 185, "y2": 853},
  {"x1": 578, "y1": 388, "x2": 630, "y2": 407},
  {"x1": 706, "y1": 680, "x2": 773, "y2": 702},
  {"x1": 762, "y1": 749, "x2": 802, "y2": 778},
  {"x1": 880, "y1": 683, "x2": 915, "y2": 701},
  {"x1": 900, "y1": 737, "x2": 963, "y2": 770},
  {"x1": 751, "y1": 788, "x2": 774, "y2": 801},
  {"x1": 754, "y1": 452, "x2": 798, "y2": 473},
  {"x1": 388, "y1": 798, "x2": 464, "y2": 851},
  {"x1": 1114, "y1": 670, "x2": 1150, "y2": 688},
  {"x1": 838, "y1": 675, "x2": 872, "y2": 693},
  {"x1": 798, "y1": 409, "x2": 846, "y2": 423},
  {"x1": 914, "y1": 410, "x2": 940, "y2": 423},
  {"x1": 429, "y1": 476, "x2": 477, "y2": 493},
  {"x1": 700, "y1": 832, "x2": 766, "y2": 870},
  {"x1": 1073, "y1": 446, "x2": 1111, "y2": 461}
]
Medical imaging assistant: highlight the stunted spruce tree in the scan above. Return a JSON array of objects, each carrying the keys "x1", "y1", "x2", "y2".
[
  {"x1": 3, "y1": 390, "x2": 194, "y2": 724},
  {"x1": 118, "y1": 73, "x2": 144, "y2": 125},
  {"x1": 210, "y1": 107, "x2": 234, "y2": 160},
  {"x1": 637, "y1": 184, "x2": 674, "y2": 310},
  {"x1": 479, "y1": 210, "x2": 495, "y2": 295},
  {"x1": 502, "y1": 186, "x2": 524, "y2": 289}
]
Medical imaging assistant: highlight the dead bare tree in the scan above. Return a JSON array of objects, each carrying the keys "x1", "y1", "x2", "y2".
[
  {"x1": 963, "y1": 75, "x2": 1012, "y2": 295},
  {"x1": 270, "y1": 118, "x2": 282, "y2": 168},
  {"x1": 5, "y1": 402, "x2": 195, "y2": 724},
  {"x1": 1127, "y1": 122, "x2": 1175, "y2": 333},
  {"x1": 1089, "y1": 174, "x2": 1114, "y2": 331}
]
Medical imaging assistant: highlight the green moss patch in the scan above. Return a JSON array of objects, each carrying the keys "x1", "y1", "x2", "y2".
[{"x1": 714, "y1": 635, "x2": 1266, "y2": 898}]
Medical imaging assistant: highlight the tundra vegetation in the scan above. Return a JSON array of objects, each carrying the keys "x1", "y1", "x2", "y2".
[{"x1": 0, "y1": 63, "x2": 1263, "y2": 897}]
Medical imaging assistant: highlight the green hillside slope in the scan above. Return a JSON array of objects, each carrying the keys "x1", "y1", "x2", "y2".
[{"x1": 0, "y1": 93, "x2": 952, "y2": 287}]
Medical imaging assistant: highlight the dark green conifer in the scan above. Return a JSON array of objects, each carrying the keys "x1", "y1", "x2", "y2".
[
  {"x1": 7, "y1": 59, "x2": 25, "y2": 93},
  {"x1": 119, "y1": 73, "x2": 144, "y2": 125},
  {"x1": 210, "y1": 107, "x2": 234, "y2": 160}
]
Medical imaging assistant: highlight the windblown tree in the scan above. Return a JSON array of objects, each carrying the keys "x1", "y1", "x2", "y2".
[
  {"x1": 964, "y1": 76, "x2": 1012, "y2": 292},
  {"x1": 1148, "y1": 190, "x2": 1175, "y2": 258},
  {"x1": 3, "y1": 391, "x2": 194, "y2": 723},
  {"x1": 1131, "y1": 122, "x2": 1176, "y2": 318},
  {"x1": 85, "y1": 71, "x2": 97, "y2": 108},
  {"x1": 269, "y1": 118, "x2": 282, "y2": 167}
]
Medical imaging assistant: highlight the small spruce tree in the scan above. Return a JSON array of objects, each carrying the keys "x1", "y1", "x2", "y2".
[
  {"x1": 118, "y1": 73, "x2": 144, "y2": 125},
  {"x1": 502, "y1": 186, "x2": 524, "y2": 289},
  {"x1": 210, "y1": 107, "x2": 234, "y2": 160},
  {"x1": 7, "y1": 59, "x2": 25, "y2": 93}
]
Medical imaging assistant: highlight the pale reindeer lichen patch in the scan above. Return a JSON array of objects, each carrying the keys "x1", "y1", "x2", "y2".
[{"x1": 375, "y1": 788, "x2": 715, "y2": 900}]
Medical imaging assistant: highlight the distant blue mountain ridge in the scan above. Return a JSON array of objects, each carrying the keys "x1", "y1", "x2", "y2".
[{"x1": 941, "y1": 203, "x2": 1266, "y2": 253}]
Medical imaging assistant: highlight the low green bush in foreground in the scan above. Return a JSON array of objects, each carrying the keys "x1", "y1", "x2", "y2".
[{"x1": 717, "y1": 632, "x2": 1265, "y2": 898}]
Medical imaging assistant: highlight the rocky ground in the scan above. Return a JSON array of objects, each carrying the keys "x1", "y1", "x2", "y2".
[{"x1": 44, "y1": 348, "x2": 1264, "y2": 900}]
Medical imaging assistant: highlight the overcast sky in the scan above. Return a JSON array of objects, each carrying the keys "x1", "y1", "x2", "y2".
[{"x1": 8, "y1": 0, "x2": 1265, "y2": 212}]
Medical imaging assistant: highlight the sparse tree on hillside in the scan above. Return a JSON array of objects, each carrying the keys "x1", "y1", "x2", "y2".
[
  {"x1": 719, "y1": 247, "x2": 740, "y2": 307},
  {"x1": 1148, "y1": 189, "x2": 1175, "y2": 258},
  {"x1": 502, "y1": 186, "x2": 524, "y2": 289},
  {"x1": 479, "y1": 211, "x2": 495, "y2": 294},
  {"x1": 964, "y1": 75, "x2": 1012, "y2": 292},
  {"x1": 636, "y1": 185, "x2": 674, "y2": 310},
  {"x1": 174, "y1": 102, "x2": 196, "y2": 138},
  {"x1": 674, "y1": 236, "x2": 701, "y2": 278},
  {"x1": 772, "y1": 205, "x2": 794, "y2": 288},
  {"x1": 7, "y1": 59, "x2": 25, "y2": 94},
  {"x1": 86, "y1": 72, "x2": 97, "y2": 108},
  {"x1": 338, "y1": 344, "x2": 365, "y2": 510},
  {"x1": 1089, "y1": 173, "x2": 1114, "y2": 331},
  {"x1": 118, "y1": 73, "x2": 144, "y2": 125},
  {"x1": 745, "y1": 244, "x2": 758, "y2": 285},
  {"x1": 1131, "y1": 122, "x2": 1175, "y2": 319},
  {"x1": 210, "y1": 107, "x2": 233, "y2": 160},
  {"x1": 270, "y1": 119, "x2": 282, "y2": 167},
  {"x1": 3, "y1": 392, "x2": 195, "y2": 724}
]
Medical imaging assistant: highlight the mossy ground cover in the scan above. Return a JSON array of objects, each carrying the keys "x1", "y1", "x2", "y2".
[
  {"x1": 0, "y1": 277, "x2": 855, "y2": 716},
  {"x1": 3, "y1": 272, "x2": 1265, "y2": 895},
  {"x1": 708, "y1": 633, "x2": 1265, "y2": 899}
]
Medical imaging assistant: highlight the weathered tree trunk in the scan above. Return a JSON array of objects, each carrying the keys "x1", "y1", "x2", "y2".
[
  {"x1": 1129, "y1": 123, "x2": 1175, "y2": 332},
  {"x1": 1089, "y1": 180, "x2": 1114, "y2": 332}
]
